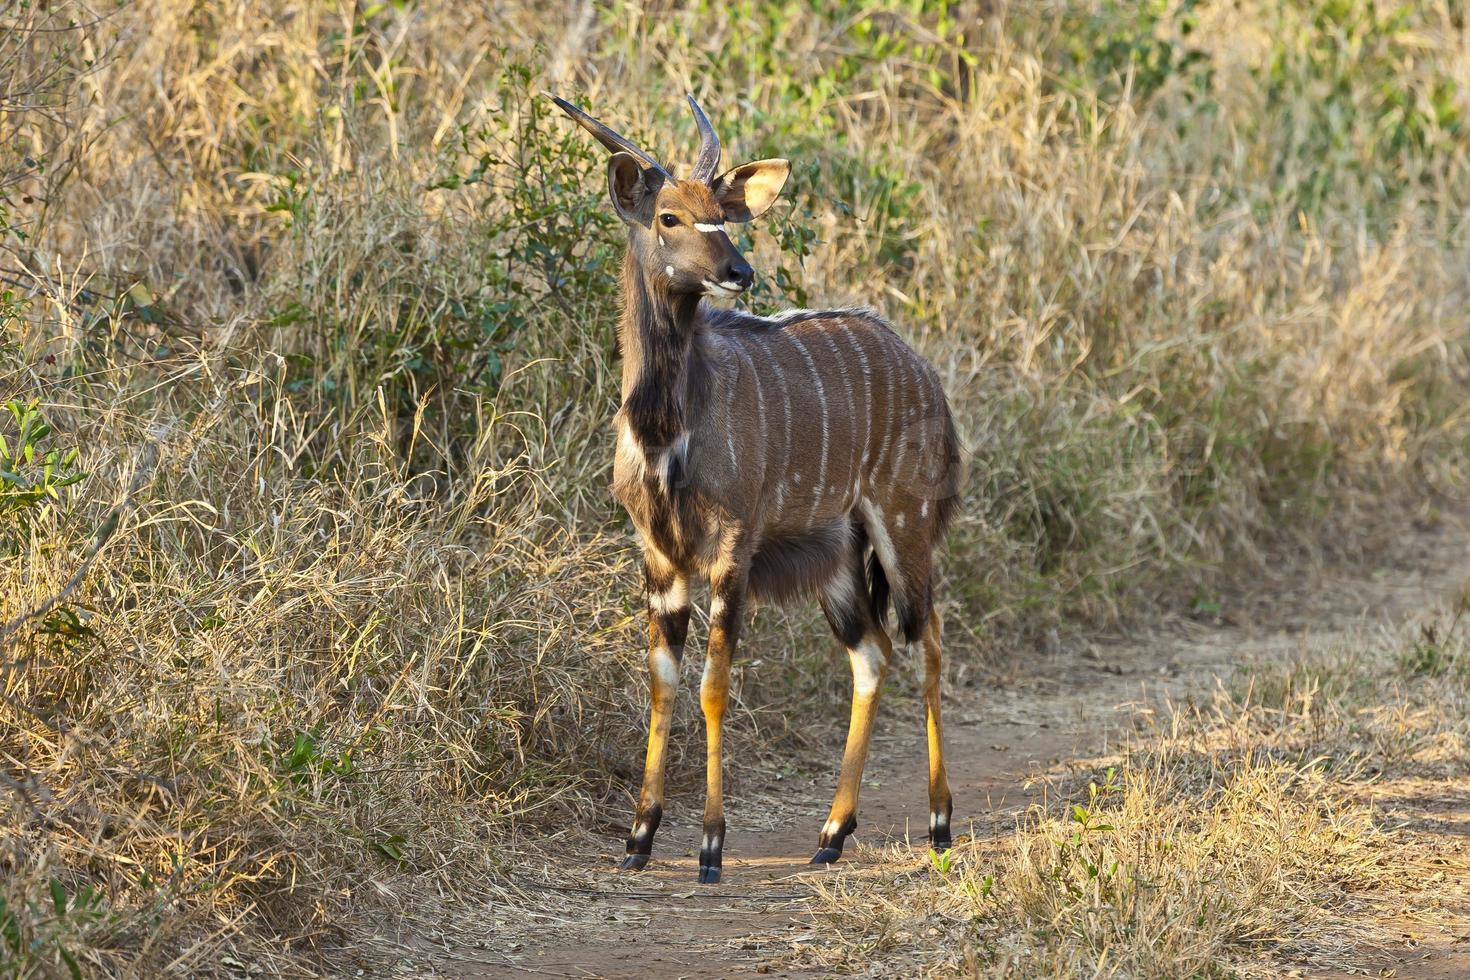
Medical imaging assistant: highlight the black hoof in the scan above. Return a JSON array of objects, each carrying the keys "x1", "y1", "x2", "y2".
[
  {"x1": 931, "y1": 838, "x2": 952, "y2": 853},
  {"x1": 698, "y1": 865, "x2": 721, "y2": 884},
  {"x1": 618, "y1": 853, "x2": 650, "y2": 872},
  {"x1": 809, "y1": 847, "x2": 843, "y2": 865}
]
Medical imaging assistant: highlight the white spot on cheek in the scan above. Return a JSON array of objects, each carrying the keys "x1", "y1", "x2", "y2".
[{"x1": 665, "y1": 264, "x2": 674, "y2": 277}]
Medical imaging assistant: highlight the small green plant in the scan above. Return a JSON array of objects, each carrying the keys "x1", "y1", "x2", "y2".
[
  {"x1": 1052, "y1": 767, "x2": 1122, "y2": 896},
  {"x1": 1399, "y1": 619, "x2": 1460, "y2": 678},
  {"x1": 0, "y1": 398, "x2": 87, "y2": 553},
  {"x1": 929, "y1": 847, "x2": 954, "y2": 874},
  {"x1": 277, "y1": 728, "x2": 356, "y2": 785},
  {"x1": 0, "y1": 879, "x2": 111, "y2": 980}
]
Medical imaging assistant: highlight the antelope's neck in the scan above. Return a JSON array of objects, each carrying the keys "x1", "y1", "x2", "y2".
[{"x1": 619, "y1": 247, "x2": 701, "y2": 450}]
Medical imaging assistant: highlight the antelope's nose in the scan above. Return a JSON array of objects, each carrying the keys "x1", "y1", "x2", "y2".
[{"x1": 722, "y1": 260, "x2": 754, "y2": 290}]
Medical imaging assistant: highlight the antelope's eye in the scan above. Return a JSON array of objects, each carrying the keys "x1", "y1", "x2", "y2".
[{"x1": 659, "y1": 213, "x2": 679, "y2": 228}]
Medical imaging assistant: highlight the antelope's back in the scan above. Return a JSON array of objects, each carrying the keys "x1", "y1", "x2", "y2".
[{"x1": 705, "y1": 306, "x2": 960, "y2": 542}]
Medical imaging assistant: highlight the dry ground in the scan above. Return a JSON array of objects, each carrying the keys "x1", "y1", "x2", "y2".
[{"x1": 347, "y1": 512, "x2": 1470, "y2": 979}]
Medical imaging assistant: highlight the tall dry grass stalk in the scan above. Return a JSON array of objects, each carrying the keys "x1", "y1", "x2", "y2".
[{"x1": 1, "y1": 0, "x2": 1467, "y2": 972}]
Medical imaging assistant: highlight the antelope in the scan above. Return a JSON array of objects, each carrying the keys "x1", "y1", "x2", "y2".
[{"x1": 552, "y1": 94, "x2": 961, "y2": 884}]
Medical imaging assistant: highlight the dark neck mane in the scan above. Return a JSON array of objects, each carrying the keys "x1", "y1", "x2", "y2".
[{"x1": 619, "y1": 246, "x2": 703, "y2": 451}]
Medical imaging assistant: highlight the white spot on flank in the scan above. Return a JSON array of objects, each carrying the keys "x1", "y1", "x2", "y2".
[
  {"x1": 792, "y1": 472, "x2": 802, "y2": 484},
  {"x1": 921, "y1": 500, "x2": 930, "y2": 518},
  {"x1": 850, "y1": 637, "x2": 886, "y2": 698},
  {"x1": 652, "y1": 646, "x2": 679, "y2": 690},
  {"x1": 895, "y1": 512, "x2": 906, "y2": 530},
  {"x1": 694, "y1": 222, "x2": 724, "y2": 233}
]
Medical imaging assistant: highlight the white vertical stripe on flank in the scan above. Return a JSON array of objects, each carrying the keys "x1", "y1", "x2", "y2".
[
  {"x1": 783, "y1": 331, "x2": 829, "y2": 525},
  {"x1": 817, "y1": 327, "x2": 858, "y2": 508},
  {"x1": 890, "y1": 353, "x2": 918, "y2": 478},
  {"x1": 848, "y1": 324, "x2": 874, "y2": 490},
  {"x1": 761, "y1": 339, "x2": 793, "y2": 518},
  {"x1": 870, "y1": 344, "x2": 900, "y2": 477},
  {"x1": 735, "y1": 345, "x2": 770, "y2": 464}
]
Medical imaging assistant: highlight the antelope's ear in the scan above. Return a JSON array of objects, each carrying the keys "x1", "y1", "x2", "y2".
[
  {"x1": 608, "y1": 152, "x2": 662, "y2": 224},
  {"x1": 712, "y1": 159, "x2": 790, "y2": 223}
]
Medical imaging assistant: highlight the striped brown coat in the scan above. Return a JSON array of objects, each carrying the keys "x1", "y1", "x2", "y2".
[{"x1": 555, "y1": 94, "x2": 960, "y2": 884}]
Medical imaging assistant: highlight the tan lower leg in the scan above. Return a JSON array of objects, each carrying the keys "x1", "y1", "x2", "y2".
[
  {"x1": 816, "y1": 630, "x2": 894, "y2": 857},
  {"x1": 922, "y1": 613, "x2": 953, "y2": 847}
]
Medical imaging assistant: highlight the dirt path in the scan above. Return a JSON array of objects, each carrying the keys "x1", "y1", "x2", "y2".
[{"x1": 426, "y1": 518, "x2": 1468, "y2": 979}]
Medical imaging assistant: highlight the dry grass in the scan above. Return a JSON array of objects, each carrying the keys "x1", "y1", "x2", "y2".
[
  {"x1": 800, "y1": 610, "x2": 1470, "y2": 977},
  {"x1": 1, "y1": 0, "x2": 1467, "y2": 973}
]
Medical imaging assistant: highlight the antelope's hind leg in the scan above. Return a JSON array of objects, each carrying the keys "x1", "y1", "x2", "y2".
[
  {"x1": 621, "y1": 565, "x2": 690, "y2": 872},
  {"x1": 810, "y1": 538, "x2": 893, "y2": 865},
  {"x1": 923, "y1": 610, "x2": 953, "y2": 851}
]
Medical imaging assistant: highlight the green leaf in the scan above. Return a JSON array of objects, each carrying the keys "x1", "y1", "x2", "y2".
[
  {"x1": 50, "y1": 878, "x2": 67, "y2": 916},
  {"x1": 372, "y1": 834, "x2": 406, "y2": 862}
]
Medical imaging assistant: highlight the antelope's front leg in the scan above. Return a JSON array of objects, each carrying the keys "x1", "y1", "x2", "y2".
[
  {"x1": 620, "y1": 565, "x2": 690, "y2": 872},
  {"x1": 698, "y1": 567, "x2": 747, "y2": 884}
]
